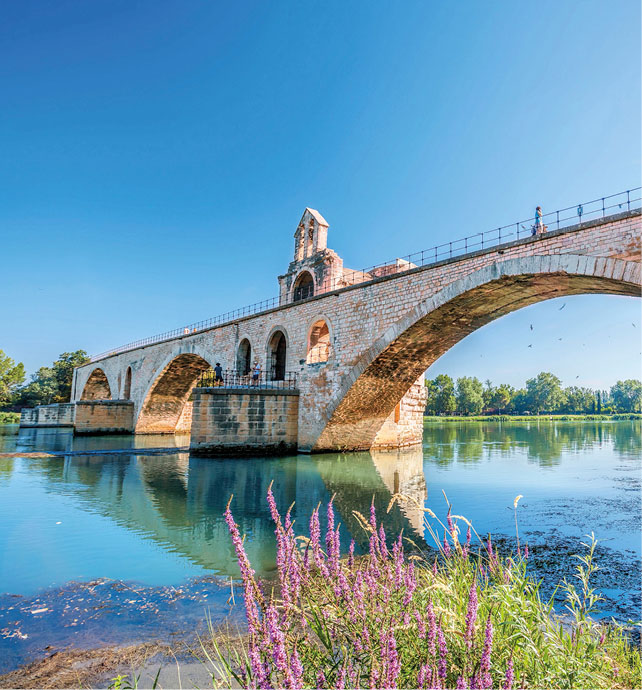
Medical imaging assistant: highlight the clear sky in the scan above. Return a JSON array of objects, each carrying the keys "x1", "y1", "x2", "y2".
[{"x1": 1, "y1": 1, "x2": 640, "y2": 388}]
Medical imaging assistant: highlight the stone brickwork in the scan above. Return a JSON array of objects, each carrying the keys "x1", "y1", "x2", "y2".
[
  {"x1": 371, "y1": 379, "x2": 428, "y2": 449},
  {"x1": 68, "y1": 209, "x2": 641, "y2": 452},
  {"x1": 190, "y1": 388, "x2": 299, "y2": 455},
  {"x1": 20, "y1": 403, "x2": 76, "y2": 428},
  {"x1": 74, "y1": 401, "x2": 134, "y2": 434}
]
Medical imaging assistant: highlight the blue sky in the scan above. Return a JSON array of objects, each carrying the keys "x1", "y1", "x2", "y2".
[{"x1": 0, "y1": 1, "x2": 640, "y2": 388}]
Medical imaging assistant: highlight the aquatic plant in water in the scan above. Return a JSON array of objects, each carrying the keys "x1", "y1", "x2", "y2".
[{"x1": 214, "y1": 485, "x2": 640, "y2": 689}]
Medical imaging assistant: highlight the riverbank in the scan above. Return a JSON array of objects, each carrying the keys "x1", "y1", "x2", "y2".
[
  {"x1": 0, "y1": 414, "x2": 19, "y2": 424},
  {"x1": 423, "y1": 413, "x2": 641, "y2": 422}
]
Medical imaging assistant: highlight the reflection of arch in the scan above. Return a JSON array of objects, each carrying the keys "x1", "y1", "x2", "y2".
[
  {"x1": 236, "y1": 339, "x2": 252, "y2": 376},
  {"x1": 123, "y1": 367, "x2": 132, "y2": 400},
  {"x1": 136, "y1": 353, "x2": 212, "y2": 433},
  {"x1": 293, "y1": 271, "x2": 314, "y2": 302},
  {"x1": 267, "y1": 329, "x2": 287, "y2": 381},
  {"x1": 312, "y1": 255, "x2": 640, "y2": 451},
  {"x1": 307, "y1": 319, "x2": 331, "y2": 363},
  {"x1": 81, "y1": 368, "x2": 112, "y2": 400}
]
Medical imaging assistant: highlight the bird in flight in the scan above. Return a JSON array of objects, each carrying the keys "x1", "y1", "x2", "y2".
[
  {"x1": 559, "y1": 303, "x2": 566, "y2": 311},
  {"x1": 528, "y1": 344, "x2": 533, "y2": 348},
  {"x1": 530, "y1": 324, "x2": 533, "y2": 330}
]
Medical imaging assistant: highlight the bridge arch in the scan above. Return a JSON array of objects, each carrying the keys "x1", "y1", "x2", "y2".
[
  {"x1": 80, "y1": 368, "x2": 113, "y2": 400},
  {"x1": 266, "y1": 327, "x2": 288, "y2": 381},
  {"x1": 307, "y1": 316, "x2": 333, "y2": 364},
  {"x1": 311, "y1": 254, "x2": 640, "y2": 451},
  {"x1": 123, "y1": 366, "x2": 133, "y2": 399},
  {"x1": 236, "y1": 338, "x2": 253, "y2": 376},
  {"x1": 135, "y1": 352, "x2": 213, "y2": 433},
  {"x1": 293, "y1": 270, "x2": 315, "y2": 302}
]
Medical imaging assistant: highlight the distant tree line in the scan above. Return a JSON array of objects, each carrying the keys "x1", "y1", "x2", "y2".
[
  {"x1": 0, "y1": 349, "x2": 89, "y2": 410},
  {"x1": 425, "y1": 372, "x2": 642, "y2": 416}
]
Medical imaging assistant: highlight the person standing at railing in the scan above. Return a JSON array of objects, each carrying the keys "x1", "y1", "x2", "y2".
[
  {"x1": 251, "y1": 360, "x2": 261, "y2": 386},
  {"x1": 214, "y1": 362, "x2": 223, "y2": 386},
  {"x1": 533, "y1": 206, "x2": 546, "y2": 235}
]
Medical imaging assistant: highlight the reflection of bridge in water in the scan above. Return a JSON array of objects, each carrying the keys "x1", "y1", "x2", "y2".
[{"x1": 15, "y1": 428, "x2": 427, "y2": 579}]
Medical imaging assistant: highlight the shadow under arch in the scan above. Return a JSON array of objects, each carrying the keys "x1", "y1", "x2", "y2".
[
  {"x1": 135, "y1": 353, "x2": 212, "y2": 433},
  {"x1": 313, "y1": 254, "x2": 640, "y2": 451},
  {"x1": 80, "y1": 368, "x2": 112, "y2": 400}
]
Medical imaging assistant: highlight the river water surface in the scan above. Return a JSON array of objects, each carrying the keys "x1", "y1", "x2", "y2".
[{"x1": 0, "y1": 421, "x2": 639, "y2": 672}]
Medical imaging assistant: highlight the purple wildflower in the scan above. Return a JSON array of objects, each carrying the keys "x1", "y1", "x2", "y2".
[
  {"x1": 465, "y1": 579, "x2": 478, "y2": 648},
  {"x1": 336, "y1": 664, "x2": 346, "y2": 690},
  {"x1": 466, "y1": 524, "x2": 472, "y2": 545},
  {"x1": 447, "y1": 509, "x2": 455, "y2": 538},
  {"x1": 443, "y1": 530, "x2": 452, "y2": 558},
  {"x1": 457, "y1": 676, "x2": 467, "y2": 689},
  {"x1": 265, "y1": 603, "x2": 294, "y2": 687},
  {"x1": 381, "y1": 628, "x2": 401, "y2": 688},
  {"x1": 326, "y1": 499, "x2": 335, "y2": 556},
  {"x1": 316, "y1": 670, "x2": 326, "y2": 688},
  {"x1": 415, "y1": 609, "x2": 426, "y2": 638},
  {"x1": 437, "y1": 624, "x2": 448, "y2": 680},
  {"x1": 348, "y1": 539, "x2": 355, "y2": 567},
  {"x1": 417, "y1": 664, "x2": 430, "y2": 689},
  {"x1": 427, "y1": 600, "x2": 436, "y2": 655},
  {"x1": 369, "y1": 665, "x2": 380, "y2": 690},
  {"x1": 479, "y1": 614, "x2": 494, "y2": 689},
  {"x1": 290, "y1": 646, "x2": 303, "y2": 689},
  {"x1": 524, "y1": 543, "x2": 529, "y2": 559},
  {"x1": 503, "y1": 658, "x2": 514, "y2": 690}
]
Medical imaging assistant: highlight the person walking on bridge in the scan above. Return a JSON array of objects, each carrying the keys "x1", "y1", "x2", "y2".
[{"x1": 214, "y1": 362, "x2": 223, "y2": 386}]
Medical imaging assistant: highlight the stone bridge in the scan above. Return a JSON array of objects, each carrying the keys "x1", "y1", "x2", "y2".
[{"x1": 62, "y1": 206, "x2": 640, "y2": 453}]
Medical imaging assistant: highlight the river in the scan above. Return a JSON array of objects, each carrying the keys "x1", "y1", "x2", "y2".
[{"x1": 0, "y1": 420, "x2": 639, "y2": 673}]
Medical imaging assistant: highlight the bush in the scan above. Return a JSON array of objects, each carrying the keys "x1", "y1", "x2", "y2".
[
  {"x1": 0, "y1": 411, "x2": 19, "y2": 424},
  {"x1": 215, "y1": 489, "x2": 640, "y2": 689}
]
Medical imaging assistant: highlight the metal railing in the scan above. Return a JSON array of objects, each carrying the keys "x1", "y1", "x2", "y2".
[
  {"x1": 195, "y1": 368, "x2": 298, "y2": 390},
  {"x1": 90, "y1": 187, "x2": 641, "y2": 362}
]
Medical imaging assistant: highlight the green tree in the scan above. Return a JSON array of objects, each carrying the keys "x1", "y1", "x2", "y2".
[
  {"x1": 456, "y1": 376, "x2": 484, "y2": 416},
  {"x1": 16, "y1": 350, "x2": 89, "y2": 407},
  {"x1": 610, "y1": 379, "x2": 642, "y2": 413},
  {"x1": 433, "y1": 374, "x2": 456, "y2": 415},
  {"x1": 424, "y1": 379, "x2": 438, "y2": 415},
  {"x1": 563, "y1": 386, "x2": 596, "y2": 414},
  {"x1": 525, "y1": 372, "x2": 565, "y2": 414},
  {"x1": 508, "y1": 388, "x2": 529, "y2": 414},
  {"x1": 491, "y1": 383, "x2": 515, "y2": 413},
  {"x1": 0, "y1": 350, "x2": 26, "y2": 409},
  {"x1": 482, "y1": 379, "x2": 494, "y2": 411}
]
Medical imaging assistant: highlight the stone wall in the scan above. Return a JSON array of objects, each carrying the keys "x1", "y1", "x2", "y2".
[
  {"x1": 190, "y1": 388, "x2": 299, "y2": 456},
  {"x1": 74, "y1": 401, "x2": 134, "y2": 434},
  {"x1": 19, "y1": 403, "x2": 76, "y2": 428},
  {"x1": 371, "y1": 377, "x2": 427, "y2": 449}
]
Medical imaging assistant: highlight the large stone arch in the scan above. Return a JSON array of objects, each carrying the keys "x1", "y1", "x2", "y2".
[
  {"x1": 80, "y1": 368, "x2": 113, "y2": 400},
  {"x1": 311, "y1": 254, "x2": 640, "y2": 451},
  {"x1": 135, "y1": 352, "x2": 213, "y2": 433}
]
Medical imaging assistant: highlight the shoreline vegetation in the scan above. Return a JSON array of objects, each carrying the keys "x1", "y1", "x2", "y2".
[
  {"x1": 211, "y1": 487, "x2": 641, "y2": 690},
  {"x1": 423, "y1": 413, "x2": 641, "y2": 422}
]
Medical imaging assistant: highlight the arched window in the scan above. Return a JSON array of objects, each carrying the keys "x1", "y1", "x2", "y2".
[
  {"x1": 268, "y1": 330, "x2": 287, "y2": 381},
  {"x1": 307, "y1": 319, "x2": 331, "y2": 363},
  {"x1": 293, "y1": 271, "x2": 314, "y2": 302},
  {"x1": 237, "y1": 339, "x2": 252, "y2": 375},
  {"x1": 123, "y1": 367, "x2": 132, "y2": 399}
]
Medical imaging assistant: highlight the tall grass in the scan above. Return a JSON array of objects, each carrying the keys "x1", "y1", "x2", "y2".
[{"x1": 213, "y1": 487, "x2": 640, "y2": 689}]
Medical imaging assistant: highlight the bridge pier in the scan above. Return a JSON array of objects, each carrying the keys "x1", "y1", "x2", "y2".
[{"x1": 189, "y1": 387, "x2": 299, "y2": 456}]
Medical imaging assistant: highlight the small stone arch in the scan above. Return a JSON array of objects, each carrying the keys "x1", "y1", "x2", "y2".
[
  {"x1": 307, "y1": 318, "x2": 332, "y2": 364},
  {"x1": 80, "y1": 368, "x2": 112, "y2": 400},
  {"x1": 236, "y1": 338, "x2": 253, "y2": 375},
  {"x1": 292, "y1": 271, "x2": 315, "y2": 302},
  {"x1": 266, "y1": 328, "x2": 288, "y2": 380},
  {"x1": 123, "y1": 366, "x2": 133, "y2": 399}
]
